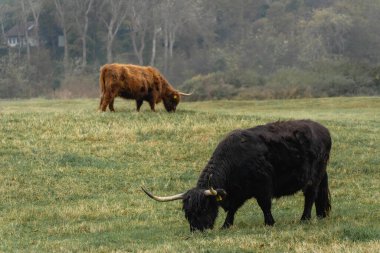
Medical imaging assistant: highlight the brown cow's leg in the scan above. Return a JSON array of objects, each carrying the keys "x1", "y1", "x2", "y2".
[
  {"x1": 99, "y1": 95, "x2": 104, "y2": 110},
  {"x1": 109, "y1": 98, "x2": 115, "y2": 112},
  {"x1": 136, "y1": 99, "x2": 143, "y2": 112},
  {"x1": 148, "y1": 99, "x2": 156, "y2": 112},
  {"x1": 101, "y1": 92, "x2": 112, "y2": 112}
]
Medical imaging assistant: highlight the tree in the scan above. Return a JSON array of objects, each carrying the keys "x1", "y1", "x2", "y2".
[
  {"x1": 54, "y1": 0, "x2": 72, "y2": 73},
  {"x1": 26, "y1": 0, "x2": 42, "y2": 50},
  {"x1": 73, "y1": 0, "x2": 93, "y2": 68},
  {"x1": 19, "y1": 0, "x2": 31, "y2": 62},
  {"x1": 128, "y1": 0, "x2": 149, "y2": 65},
  {"x1": 149, "y1": 25, "x2": 161, "y2": 66},
  {"x1": 159, "y1": 0, "x2": 200, "y2": 73},
  {"x1": 299, "y1": 7, "x2": 352, "y2": 63},
  {"x1": 338, "y1": 0, "x2": 380, "y2": 64},
  {"x1": 0, "y1": 2, "x2": 10, "y2": 48},
  {"x1": 100, "y1": 0, "x2": 128, "y2": 63}
]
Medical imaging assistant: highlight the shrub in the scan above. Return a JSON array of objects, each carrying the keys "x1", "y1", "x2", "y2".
[{"x1": 181, "y1": 72, "x2": 238, "y2": 100}]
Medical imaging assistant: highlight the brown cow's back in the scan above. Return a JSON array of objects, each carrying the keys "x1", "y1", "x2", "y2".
[{"x1": 101, "y1": 64, "x2": 158, "y2": 97}]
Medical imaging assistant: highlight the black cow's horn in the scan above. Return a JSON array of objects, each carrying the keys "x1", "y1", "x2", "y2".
[
  {"x1": 204, "y1": 187, "x2": 218, "y2": 196},
  {"x1": 141, "y1": 187, "x2": 185, "y2": 202},
  {"x1": 178, "y1": 91, "x2": 193, "y2": 96}
]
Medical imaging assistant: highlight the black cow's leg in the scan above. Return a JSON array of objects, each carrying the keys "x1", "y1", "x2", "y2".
[
  {"x1": 221, "y1": 198, "x2": 245, "y2": 229},
  {"x1": 136, "y1": 99, "x2": 143, "y2": 112},
  {"x1": 315, "y1": 173, "x2": 331, "y2": 218},
  {"x1": 257, "y1": 197, "x2": 275, "y2": 226},
  {"x1": 222, "y1": 209, "x2": 237, "y2": 229},
  {"x1": 301, "y1": 186, "x2": 317, "y2": 221}
]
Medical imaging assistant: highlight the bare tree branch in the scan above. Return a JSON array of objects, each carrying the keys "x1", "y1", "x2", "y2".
[
  {"x1": 73, "y1": 0, "x2": 94, "y2": 68},
  {"x1": 101, "y1": 0, "x2": 129, "y2": 63}
]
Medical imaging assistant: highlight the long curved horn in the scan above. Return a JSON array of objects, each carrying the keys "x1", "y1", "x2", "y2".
[
  {"x1": 141, "y1": 187, "x2": 185, "y2": 202},
  {"x1": 178, "y1": 91, "x2": 193, "y2": 96}
]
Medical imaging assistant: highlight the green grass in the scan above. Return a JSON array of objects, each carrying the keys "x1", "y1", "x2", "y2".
[{"x1": 0, "y1": 97, "x2": 379, "y2": 252}]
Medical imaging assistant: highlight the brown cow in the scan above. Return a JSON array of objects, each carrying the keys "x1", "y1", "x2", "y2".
[{"x1": 99, "y1": 63, "x2": 191, "y2": 112}]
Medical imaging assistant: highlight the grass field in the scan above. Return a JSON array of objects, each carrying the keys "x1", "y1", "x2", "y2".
[{"x1": 0, "y1": 97, "x2": 379, "y2": 252}]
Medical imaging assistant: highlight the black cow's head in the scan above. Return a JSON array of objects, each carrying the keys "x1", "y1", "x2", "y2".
[{"x1": 142, "y1": 186, "x2": 227, "y2": 232}]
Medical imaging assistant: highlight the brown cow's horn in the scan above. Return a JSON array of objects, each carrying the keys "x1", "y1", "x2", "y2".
[
  {"x1": 178, "y1": 91, "x2": 193, "y2": 96},
  {"x1": 141, "y1": 187, "x2": 185, "y2": 202}
]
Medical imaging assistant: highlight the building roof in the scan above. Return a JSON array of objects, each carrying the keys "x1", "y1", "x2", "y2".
[{"x1": 5, "y1": 21, "x2": 35, "y2": 38}]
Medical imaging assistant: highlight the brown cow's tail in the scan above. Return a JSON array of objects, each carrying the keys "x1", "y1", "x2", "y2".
[
  {"x1": 99, "y1": 66, "x2": 107, "y2": 94},
  {"x1": 99, "y1": 66, "x2": 107, "y2": 109},
  {"x1": 315, "y1": 172, "x2": 331, "y2": 218}
]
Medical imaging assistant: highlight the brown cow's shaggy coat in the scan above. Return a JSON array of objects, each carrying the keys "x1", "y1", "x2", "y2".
[{"x1": 99, "y1": 64, "x2": 187, "y2": 112}]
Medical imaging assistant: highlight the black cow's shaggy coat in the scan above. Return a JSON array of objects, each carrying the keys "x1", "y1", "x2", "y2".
[{"x1": 144, "y1": 120, "x2": 332, "y2": 232}]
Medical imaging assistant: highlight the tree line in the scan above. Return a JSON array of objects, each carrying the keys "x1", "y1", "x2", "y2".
[{"x1": 0, "y1": 0, "x2": 379, "y2": 99}]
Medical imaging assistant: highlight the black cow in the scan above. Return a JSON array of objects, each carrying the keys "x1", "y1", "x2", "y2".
[{"x1": 142, "y1": 120, "x2": 332, "y2": 232}]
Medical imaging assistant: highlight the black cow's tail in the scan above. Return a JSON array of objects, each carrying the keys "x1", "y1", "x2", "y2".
[{"x1": 315, "y1": 172, "x2": 331, "y2": 218}]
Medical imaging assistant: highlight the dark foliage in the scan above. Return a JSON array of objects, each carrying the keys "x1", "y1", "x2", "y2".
[{"x1": 1, "y1": 0, "x2": 380, "y2": 98}]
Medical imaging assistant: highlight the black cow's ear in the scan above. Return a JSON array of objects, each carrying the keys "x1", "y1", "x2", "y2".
[
  {"x1": 215, "y1": 195, "x2": 223, "y2": 201},
  {"x1": 216, "y1": 189, "x2": 227, "y2": 201}
]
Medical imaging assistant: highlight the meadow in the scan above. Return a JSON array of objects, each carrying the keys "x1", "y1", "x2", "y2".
[{"x1": 0, "y1": 97, "x2": 379, "y2": 252}]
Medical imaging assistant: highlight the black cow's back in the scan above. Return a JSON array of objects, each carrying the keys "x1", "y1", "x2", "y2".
[{"x1": 198, "y1": 120, "x2": 331, "y2": 200}]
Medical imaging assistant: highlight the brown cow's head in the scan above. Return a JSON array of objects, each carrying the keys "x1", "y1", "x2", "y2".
[
  {"x1": 163, "y1": 91, "x2": 192, "y2": 112},
  {"x1": 163, "y1": 92, "x2": 180, "y2": 112}
]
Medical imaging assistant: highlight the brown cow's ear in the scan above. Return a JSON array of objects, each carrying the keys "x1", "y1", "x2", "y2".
[{"x1": 173, "y1": 94, "x2": 178, "y2": 100}]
